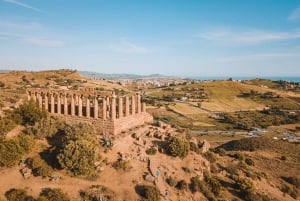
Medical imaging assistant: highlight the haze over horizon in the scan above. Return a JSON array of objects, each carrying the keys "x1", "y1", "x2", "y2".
[{"x1": 1, "y1": 0, "x2": 300, "y2": 77}]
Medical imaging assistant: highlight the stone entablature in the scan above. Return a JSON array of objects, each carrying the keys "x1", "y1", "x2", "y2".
[{"x1": 26, "y1": 88, "x2": 153, "y2": 134}]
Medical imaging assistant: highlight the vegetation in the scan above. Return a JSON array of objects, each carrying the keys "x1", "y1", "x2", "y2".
[
  {"x1": 80, "y1": 185, "x2": 116, "y2": 201},
  {"x1": 57, "y1": 123, "x2": 99, "y2": 176},
  {"x1": 137, "y1": 185, "x2": 161, "y2": 201},
  {"x1": 26, "y1": 156, "x2": 53, "y2": 177},
  {"x1": 0, "y1": 134, "x2": 34, "y2": 167},
  {"x1": 13, "y1": 100, "x2": 47, "y2": 126},
  {"x1": 112, "y1": 160, "x2": 131, "y2": 171},
  {"x1": 166, "y1": 136, "x2": 190, "y2": 158},
  {"x1": 5, "y1": 188, "x2": 28, "y2": 201},
  {"x1": 39, "y1": 188, "x2": 70, "y2": 201}
]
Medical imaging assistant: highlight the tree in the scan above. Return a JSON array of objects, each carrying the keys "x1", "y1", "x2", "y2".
[
  {"x1": 166, "y1": 136, "x2": 190, "y2": 158},
  {"x1": 57, "y1": 123, "x2": 99, "y2": 176},
  {"x1": 14, "y1": 100, "x2": 46, "y2": 125}
]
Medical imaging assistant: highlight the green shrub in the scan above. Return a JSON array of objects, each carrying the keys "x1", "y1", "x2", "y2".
[
  {"x1": 245, "y1": 158, "x2": 255, "y2": 166},
  {"x1": 26, "y1": 156, "x2": 53, "y2": 177},
  {"x1": 176, "y1": 180, "x2": 188, "y2": 190},
  {"x1": 26, "y1": 116, "x2": 65, "y2": 139},
  {"x1": 146, "y1": 147, "x2": 157, "y2": 155},
  {"x1": 13, "y1": 100, "x2": 46, "y2": 125},
  {"x1": 166, "y1": 136, "x2": 190, "y2": 158},
  {"x1": 166, "y1": 177, "x2": 178, "y2": 187},
  {"x1": 5, "y1": 188, "x2": 27, "y2": 201},
  {"x1": 79, "y1": 185, "x2": 116, "y2": 201},
  {"x1": 141, "y1": 185, "x2": 161, "y2": 201},
  {"x1": 206, "y1": 177, "x2": 221, "y2": 196},
  {"x1": 0, "y1": 117, "x2": 16, "y2": 135},
  {"x1": 283, "y1": 176, "x2": 300, "y2": 188},
  {"x1": 0, "y1": 134, "x2": 34, "y2": 167},
  {"x1": 112, "y1": 160, "x2": 131, "y2": 171},
  {"x1": 189, "y1": 176, "x2": 216, "y2": 201},
  {"x1": 40, "y1": 188, "x2": 70, "y2": 201},
  {"x1": 57, "y1": 123, "x2": 99, "y2": 176}
]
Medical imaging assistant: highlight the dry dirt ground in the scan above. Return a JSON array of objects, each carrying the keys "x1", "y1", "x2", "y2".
[{"x1": 0, "y1": 123, "x2": 210, "y2": 201}]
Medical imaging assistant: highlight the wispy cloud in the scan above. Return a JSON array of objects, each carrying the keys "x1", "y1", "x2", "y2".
[
  {"x1": 109, "y1": 40, "x2": 149, "y2": 53},
  {"x1": 198, "y1": 27, "x2": 300, "y2": 45},
  {"x1": 288, "y1": 5, "x2": 300, "y2": 21},
  {"x1": 0, "y1": 20, "x2": 42, "y2": 30},
  {"x1": 218, "y1": 52, "x2": 300, "y2": 62},
  {"x1": 3, "y1": 0, "x2": 43, "y2": 13},
  {"x1": 24, "y1": 38, "x2": 65, "y2": 47}
]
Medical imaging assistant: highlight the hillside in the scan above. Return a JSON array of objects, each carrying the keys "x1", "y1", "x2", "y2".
[{"x1": 0, "y1": 70, "x2": 299, "y2": 201}]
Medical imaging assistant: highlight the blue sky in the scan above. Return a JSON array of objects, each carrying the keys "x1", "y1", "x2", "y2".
[{"x1": 0, "y1": 0, "x2": 300, "y2": 77}]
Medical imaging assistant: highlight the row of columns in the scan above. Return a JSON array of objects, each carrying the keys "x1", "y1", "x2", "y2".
[{"x1": 28, "y1": 91, "x2": 146, "y2": 120}]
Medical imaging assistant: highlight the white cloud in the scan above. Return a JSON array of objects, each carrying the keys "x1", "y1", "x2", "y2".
[
  {"x1": 3, "y1": 0, "x2": 43, "y2": 13},
  {"x1": 288, "y1": 5, "x2": 300, "y2": 21},
  {"x1": 198, "y1": 27, "x2": 300, "y2": 45},
  {"x1": 109, "y1": 40, "x2": 149, "y2": 53},
  {"x1": 24, "y1": 38, "x2": 65, "y2": 47}
]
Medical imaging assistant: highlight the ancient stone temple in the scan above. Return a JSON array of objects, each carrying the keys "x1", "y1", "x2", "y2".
[{"x1": 26, "y1": 88, "x2": 153, "y2": 135}]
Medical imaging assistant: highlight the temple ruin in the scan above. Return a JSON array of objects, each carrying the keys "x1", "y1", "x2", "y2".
[{"x1": 26, "y1": 88, "x2": 153, "y2": 135}]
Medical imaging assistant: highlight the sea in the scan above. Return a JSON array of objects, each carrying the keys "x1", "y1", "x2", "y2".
[{"x1": 185, "y1": 76, "x2": 300, "y2": 82}]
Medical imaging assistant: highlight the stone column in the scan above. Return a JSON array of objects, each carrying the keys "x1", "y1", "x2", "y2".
[
  {"x1": 31, "y1": 92, "x2": 36, "y2": 102},
  {"x1": 137, "y1": 93, "x2": 141, "y2": 114},
  {"x1": 57, "y1": 94, "x2": 61, "y2": 114},
  {"x1": 71, "y1": 95, "x2": 75, "y2": 116},
  {"x1": 94, "y1": 97, "x2": 98, "y2": 119},
  {"x1": 111, "y1": 96, "x2": 116, "y2": 120},
  {"x1": 64, "y1": 94, "x2": 68, "y2": 115},
  {"x1": 125, "y1": 96, "x2": 130, "y2": 117},
  {"x1": 142, "y1": 102, "x2": 146, "y2": 112},
  {"x1": 44, "y1": 94, "x2": 48, "y2": 112},
  {"x1": 27, "y1": 91, "x2": 31, "y2": 101},
  {"x1": 38, "y1": 93, "x2": 42, "y2": 108},
  {"x1": 131, "y1": 95, "x2": 136, "y2": 115},
  {"x1": 50, "y1": 93, "x2": 55, "y2": 114},
  {"x1": 106, "y1": 96, "x2": 110, "y2": 119},
  {"x1": 118, "y1": 97, "x2": 123, "y2": 118},
  {"x1": 78, "y1": 95, "x2": 82, "y2": 117},
  {"x1": 86, "y1": 97, "x2": 90, "y2": 118},
  {"x1": 102, "y1": 98, "x2": 107, "y2": 120}
]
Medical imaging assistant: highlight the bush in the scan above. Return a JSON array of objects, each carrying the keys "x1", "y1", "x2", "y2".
[
  {"x1": 141, "y1": 185, "x2": 161, "y2": 201},
  {"x1": 0, "y1": 134, "x2": 34, "y2": 167},
  {"x1": 245, "y1": 158, "x2": 255, "y2": 166},
  {"x1": 13, "y1": 100, "x2": 46, "y2": 126},
  {"x1": 203, "y1": 151, "x2": 217, "y2": 163},
  {"x1": 146, "y1": 147, "x2": 157, "y2": 155},
  {"x1": 26, "y1": 156, "x2": 53, "y2": 177},
  {"x1": 40, "y1": 188, "x2": 70, "y2": 201},
  {"x1": 176, "y1": 180, "x2": 188, "y2": 190},
  {"x1": 206, "y1": 177, "x2": 221, "y2": 196},
  {"x1": 0, "y1": 117, "x2": 16, "y2": 135},
  {"x1": 189, "y1": 176, "x2": 216, "y2": 201},
  {"x1": 112, "y1": 160, "x2": 131, "y2": 171},
  {"x1": 25, "y1": 116, "x2": 65, "y2": 139},
  {"x1": 166, "y1": 177, "x2": 178, "y2": 187},
  {"x1": 166, "y1": 136, "x2": 190, "y2": 158},
  {"x1": 57, "y1": 123, "x2": 99, "y2": 176},
  {"x1": 283, "y1": 176, "x2": 300, "y2": 188},
  {"x1": 5, "y1": 188, "x2": 27, "y2": 201},
  {"x1": 80, "y1": 185, "x2": 116, "y2": 201}
]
